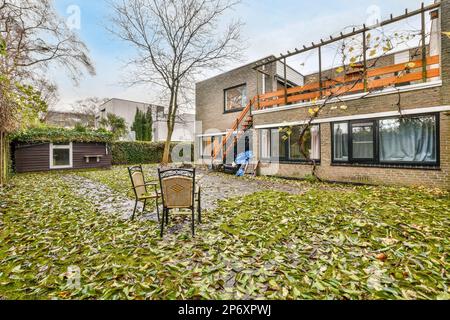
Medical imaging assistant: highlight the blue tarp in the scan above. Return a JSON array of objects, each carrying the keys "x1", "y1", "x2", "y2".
[
  {"x1": 235, "y1": 151, "x2": 254, "y2": 165},
  {"x1": 235, "y1": 151, "x2": 254, "y2": 177}
]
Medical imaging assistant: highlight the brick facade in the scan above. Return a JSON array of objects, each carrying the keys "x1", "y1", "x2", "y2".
[
  {"x1": 258, "y1": 113, "x2": 449, "y2": 189},
  {"x1": 196, "y1": 57, "x2": 277, "y2": 133},
  {"x1": 195, "y1": 1, "x2": 450, "y2": 189}
]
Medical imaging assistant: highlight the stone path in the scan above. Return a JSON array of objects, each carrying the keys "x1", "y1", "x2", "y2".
[
  {"x1": 60, "y1": 169, "x2": 313, "y2": 235},
  {"x1": 62, "y1": 175, "x2": 160, "y2": 222},
  {"x1": 195, "y1": 171, "x2": 306, "y2": 210},
  {"x1": 63, "y1": 169, "x2": 308, "y2": 218}
]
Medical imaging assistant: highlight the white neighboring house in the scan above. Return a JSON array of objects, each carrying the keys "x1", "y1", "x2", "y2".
[{"x1": 96, "y1": 98, "x2": 195, "y2": 142}]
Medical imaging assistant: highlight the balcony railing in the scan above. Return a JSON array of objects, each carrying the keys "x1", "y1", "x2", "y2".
[
  {"x1": 252, "y1": 2, "x2": 441, "y2": 112},
  {"x1": 255, "y1": 55, "x2": 440, "y2": 111}
]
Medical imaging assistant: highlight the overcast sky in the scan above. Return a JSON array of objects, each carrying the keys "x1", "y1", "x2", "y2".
[{"x1": 51, "y1": 0, "x2": 435, "y2": 111}]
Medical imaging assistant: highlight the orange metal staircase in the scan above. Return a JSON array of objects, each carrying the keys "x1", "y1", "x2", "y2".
[{"x1": 212, "y1": 97, "x2": 255, "y2": 162}]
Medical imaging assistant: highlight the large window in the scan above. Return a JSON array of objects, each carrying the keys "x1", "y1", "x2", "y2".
[
  {"x1": 224, "y1": 84, "x2": 247, "y2": 112},
  {"x1": 260, "y1": 125, "x2": 320, "y2": 162},
  {"x1": 332, "y1": 114, "x2": 439, "y2": 166},
  {"x1": 50, "y1": 143, "x2": 73, "y2": 169},
  {"x1": 379, "y1": 116, "x2": 437, "y2": 163}
]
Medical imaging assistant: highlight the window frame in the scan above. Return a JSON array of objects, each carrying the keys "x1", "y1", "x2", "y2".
[
  {"x1": 331, "y1": 113, "x2": 440, "y2": 167},
  {"x1": 331, "y1": 122, "x2": 350, "y2": 164},
  {"x1": 223, "y1": 83, "x2": 248, "y2": 114},
  {"x1": 349, "y1": 120, "x2": 377, "y2": 164},
  {"x1": 49, "y1": 142, "x2": 73, "y2": 170},
  {"x1": 259, "y1": 125, "x2": 321, "y2": 163}
]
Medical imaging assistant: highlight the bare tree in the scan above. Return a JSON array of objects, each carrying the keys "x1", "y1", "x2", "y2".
[
  {"x1": 109, "y1": 0, "x2": 243, "y2": 164},
  {"x1": 0, "y1": 0, "x2": 95, "y2": 132},
  {"x1": 71, "y1": 97, "x2": 110, "y2": 117}
]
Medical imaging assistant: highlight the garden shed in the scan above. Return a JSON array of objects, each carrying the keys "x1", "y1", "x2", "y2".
[{"x1": 11, "y1": 127, "x2": 113, "y2": 173}]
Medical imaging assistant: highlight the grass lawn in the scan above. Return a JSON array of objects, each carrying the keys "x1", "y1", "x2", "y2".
[{"x1": 0, "y1": 167, "x2": 449, "y2": 300}]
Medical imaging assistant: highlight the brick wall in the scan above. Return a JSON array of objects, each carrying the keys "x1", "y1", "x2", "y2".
[
  {"x1": 257, "y1": 1, "x2": 450, "y2": 189},
  {"x1": 259, "y1": 112, "x2": 449, "y2": 189},
  {"x1": 196, "y1": 58, "x2": 276, "y2": 132},
  {"x1": 195, "y1": 1, "x2": 450, "y2": 188}
]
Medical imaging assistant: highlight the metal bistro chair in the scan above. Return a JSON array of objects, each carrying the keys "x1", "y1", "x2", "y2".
[
  {"x1": 128, "y1": 165, "x2": 160, "y2": 221},
  {"x1": 158, "y1": 168, "x2": 201, "y2": 237}
]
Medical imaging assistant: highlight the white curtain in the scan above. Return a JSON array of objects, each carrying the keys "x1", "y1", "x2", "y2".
[{"x1": 379, "y1": 116, "x2": 436, "y2": 162}]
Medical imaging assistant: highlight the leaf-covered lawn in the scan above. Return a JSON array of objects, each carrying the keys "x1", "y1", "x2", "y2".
[{"x1": 0, "y1": 169, "x2": 449, "y2": 300}]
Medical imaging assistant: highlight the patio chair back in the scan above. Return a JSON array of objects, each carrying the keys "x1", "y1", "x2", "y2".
[
  {"x1": 158, "y1": 168, "x2": 195, "y2": 209},
  {"x1": 128, "y1": 165, "x2": 147, "y2": 199}
]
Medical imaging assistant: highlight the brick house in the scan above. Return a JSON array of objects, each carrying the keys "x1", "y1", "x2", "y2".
[{"x1": 195, "y1": 1, "x2": 450, "y2": 189}]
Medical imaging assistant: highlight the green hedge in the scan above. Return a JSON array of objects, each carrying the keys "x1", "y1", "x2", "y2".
[
  {"x1": 110, "y1": 141, "x2": 194, "y2": 165},
  {"x1": 11, "y1": 126, "x2": 113, "y2": 144}
]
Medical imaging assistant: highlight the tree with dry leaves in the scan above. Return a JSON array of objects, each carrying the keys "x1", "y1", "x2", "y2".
[
  {"x1": 0, "y1": 0, "x2": 95, "y2": 132},
  {"x1": 109, "y1": 0, "x2": 243, "y2": 164}
]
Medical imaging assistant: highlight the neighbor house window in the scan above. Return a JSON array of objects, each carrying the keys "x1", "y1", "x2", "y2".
[
  {"x1": 332, "y1": 114, "x2": 438, "y2": 166},
  {"x1": 50, "y1": 143, "x2": 73, "y2": 169},
  {"x1": 259, "y1": 125, "x2": 320, "y2": 162},
  {"x1": 224, "y1": 84, "x2": 247, "y2": 112}
]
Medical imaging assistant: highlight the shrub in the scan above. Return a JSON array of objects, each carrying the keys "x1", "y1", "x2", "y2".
[{"x1": 110, "y1": 141, "x2": 194, "y2": 165}]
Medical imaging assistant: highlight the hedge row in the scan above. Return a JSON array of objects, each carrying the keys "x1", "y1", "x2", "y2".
[
  {"x1": 110, "y1": 141, "x2": 194, "y2": 165},
  {"x1": 11, "y1": 126, "x2": 113, "y2": 144}
]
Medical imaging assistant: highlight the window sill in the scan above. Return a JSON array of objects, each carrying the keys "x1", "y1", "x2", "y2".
[
  {"x1": 260, "y1": 160, "x2": 321, "y2": 165},
  {"x1": 223, "y1": 108, "x2": 244, "y2": 114},
  {"x1": 330, "y1": 163, "x2": 441, "y2": 170}
]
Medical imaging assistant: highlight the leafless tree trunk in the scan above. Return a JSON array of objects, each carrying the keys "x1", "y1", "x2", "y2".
[{"x1": 109, "y1": 0, "x2": 243, "y2": 164}]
